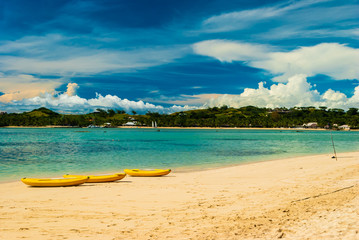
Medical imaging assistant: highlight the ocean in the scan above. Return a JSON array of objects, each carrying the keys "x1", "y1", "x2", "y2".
[{"x1": 0, "y1": 128, "x2": 358, "y2": 182}]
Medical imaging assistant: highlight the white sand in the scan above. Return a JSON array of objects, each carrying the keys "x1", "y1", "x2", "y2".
[{"x1": 1, "y1": 152, "x2": 358, "y2": 239}]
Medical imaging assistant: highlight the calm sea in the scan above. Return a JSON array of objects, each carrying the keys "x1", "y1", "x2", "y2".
[{"x1": 0, "y1": 128, "x2": 358, "y2": 182}]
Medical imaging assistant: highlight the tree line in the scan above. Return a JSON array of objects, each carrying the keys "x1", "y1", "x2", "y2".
[{"x1": 0, "y1": 106, "x2": 358, "y2": 129}]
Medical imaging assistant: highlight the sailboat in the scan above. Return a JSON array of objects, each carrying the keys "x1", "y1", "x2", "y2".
[{"x1": 152, "y1": 121, "x2": 157, "y2": 128}]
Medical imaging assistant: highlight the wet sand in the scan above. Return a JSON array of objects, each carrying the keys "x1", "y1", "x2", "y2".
[{"x1": 1, "y1": 152, "x2": 358, "y2": 239}]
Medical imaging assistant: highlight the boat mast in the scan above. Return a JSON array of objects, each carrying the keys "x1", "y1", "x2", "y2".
[{"x1": 330, "y1": 131, "x2": 337, "y2": 161}]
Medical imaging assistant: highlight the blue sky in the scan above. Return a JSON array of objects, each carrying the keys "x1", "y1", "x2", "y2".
[{"x1": 0, "y1": 0, "x2": 358, "y2": 113}]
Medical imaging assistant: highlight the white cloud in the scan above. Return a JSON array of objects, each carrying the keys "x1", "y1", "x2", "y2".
[
  {"x1": 0, "y1": 34, "x2": 66, "y2": 55},
  {"x1": 0, "y1": 83, "x2": 197, "y2": 114},
  {"x1": 65, "y1": 83, "x2": 79, "y2": 96},
  {"x1": 142, "y1": 94, "x2": 224, "y2": 106},
  {"x1": 0, "y1": 34, "x2": 189, "y2": 77},
  {"x1": 193, "y1": 39, "x2": 272, "y2": 62},
  {"x1": 198, "y1": 0, "x2": 359, "y2": 50},
  {"x1": 201, "y1": 0, "x2": 332, "y2": 33},
  {"x1": 0, "y1": 35, "x2": 189, "y2": 103},
  {"x1": 348, "y1": 86, "x2": 359, "y2": 104},
  {"x1": 258, "y1": 43, "x2": 359, "y2": 82},
  {"x1": 0, "y1": 48, "x2": 187, "y2": 76},
  {"x1": 322, "y1": 89, "x2": 347, "y2": 102},
  {"x1": 202, "y1": 74, "x2": 359, "y2": 110},
  {"x1": 258, "y1": 26, "x2": 359, "y2": 42},
  {"x1": 193, "y1": 40, "x2": 359, "y2": 82},
  {"x1": 0, "y1": 73, "x2": 62, "y2": 102},
  {"x1": 1, "y1": 76, "x2": 358, "y2": 114}
]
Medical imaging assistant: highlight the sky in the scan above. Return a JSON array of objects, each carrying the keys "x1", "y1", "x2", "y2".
[{"x1": 0, "y1": 0, "x2": 358, "y2": 113}]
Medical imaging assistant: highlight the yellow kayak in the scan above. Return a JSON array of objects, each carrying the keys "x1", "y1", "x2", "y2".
[
  {"x1": 63, "y1": 173, "x2": 126, "y2": 183},
  {"x1": 124, "y1": 169, "x2": 171, "y2": 177},
  {"x1": 21, "y1": 177, "x2": 88, "y2": 187}
]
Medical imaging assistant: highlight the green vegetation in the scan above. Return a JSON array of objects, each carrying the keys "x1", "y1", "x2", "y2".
[{"x1": 0, "y1": 106, "x2": 358, "y2": 129}]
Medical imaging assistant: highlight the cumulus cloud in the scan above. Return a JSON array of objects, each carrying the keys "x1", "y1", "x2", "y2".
[
  {"x1": 202, "y1": 74, "x2": 359, "y2": 110},
  {"x1": 257, "y1": 43, "x2": 359, "y2": 82},
  {"x1": 0, "y1": 73, "x2": 62, "y2": 102},
  {"x1": 1, "y1": 77, "x2": 359, "y2": 114},
  {"x1": 193, "y1": 40, "x2": 359, "y2": 82},
  {"x1": 65, "y1": 83, "x2": 79, "y2": 96},
  {"x1": 0, "y1": 83, "x2": 197, "y2": 114}
]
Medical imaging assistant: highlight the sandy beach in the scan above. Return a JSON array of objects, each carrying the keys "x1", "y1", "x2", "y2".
[{"x1": 1, "y1": 152, "x2": 358, "y2": 240}]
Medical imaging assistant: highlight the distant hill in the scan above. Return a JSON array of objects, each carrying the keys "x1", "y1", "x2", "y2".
[{"x1": 26, "y1": 107, "x2": 60, "y2": 117}]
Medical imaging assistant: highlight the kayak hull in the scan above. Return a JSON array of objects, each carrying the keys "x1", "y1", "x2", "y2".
[
  {"x1": 124, "y1": 169, "x2": 171, "y2": 177},
  {"x1": 21, "y1": 177, "x2": 88, "y2": 187},
  {"x1": 63, "y1": 173, "x2": 126, "y2": 183}
]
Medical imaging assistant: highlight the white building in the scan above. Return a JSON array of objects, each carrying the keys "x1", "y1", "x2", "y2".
[
  {"x1": 123, "y1": 121, "x2": 137, "y2": 126},
  {"x1": 303, "y1": 122, "x2": 318, "y2": 128},
  {"x1": 338, "y1": 125, "x2": 350, "y2": 131}
]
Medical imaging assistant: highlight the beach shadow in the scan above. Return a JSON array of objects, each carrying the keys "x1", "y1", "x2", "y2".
[
  {"x1": 82, "y1": 180, "x2": 133, "y2": 184},
  {"x1": 25, "y1": 181, "x2": 135, "y2": 187},
  {"x1": 26, "y1": 184, "x2": 95, "y2": 188},
  {"x1": 137, "y1": 175, "x2": 175, "y2": 178},
  {"x1": 126, "y1": 175, "x2": 175, "y2": 178}
]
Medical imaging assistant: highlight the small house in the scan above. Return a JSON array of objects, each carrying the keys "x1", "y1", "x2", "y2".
[
  {"x1": 303, "y1": 122, "x2": 318, "y2": 128},
  {"x1": 338, "y1": 125, "x2": 350, "y2": 131},
  {"x1": 123, "y1": 121, "x2": 137, "y2": 126}
]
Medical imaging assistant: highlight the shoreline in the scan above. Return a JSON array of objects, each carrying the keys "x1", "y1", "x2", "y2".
[
  {"x1": 0, "y1": 151, "x2": 349, "y2": 184},
  {"x1": 2, "y1": 125, "x2": 357, "y2": 131},
  {"x1": 2, "y1": 128, "x2": 358, "y2": 185},
  {"x1": 1, "y1": 151, "x2": 358, "y2": 239}
]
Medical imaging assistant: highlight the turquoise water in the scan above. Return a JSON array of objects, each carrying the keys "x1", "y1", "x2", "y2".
[{"x1": 0, "y1": 128, "x2": 358, "y2": 182}]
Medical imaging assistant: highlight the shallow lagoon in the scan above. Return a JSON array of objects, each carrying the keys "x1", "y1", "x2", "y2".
[{"x1": 1, "y1": 128, "x2": 358, "y2": 182}]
